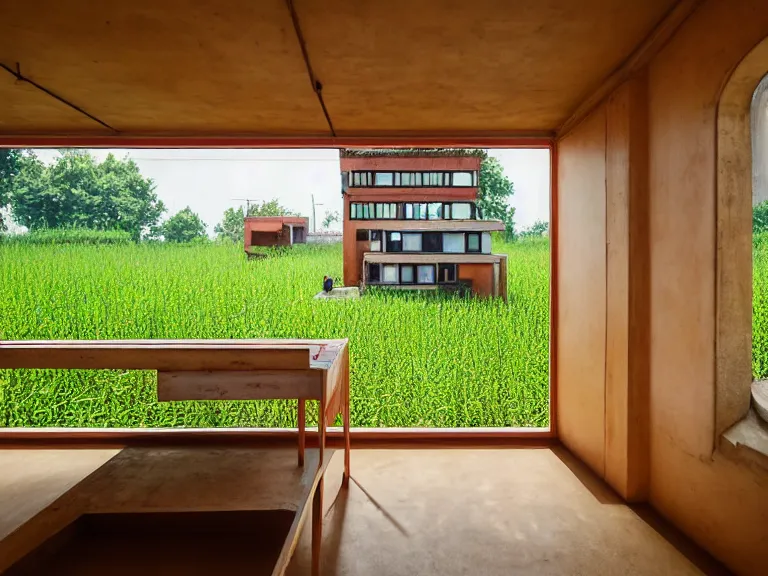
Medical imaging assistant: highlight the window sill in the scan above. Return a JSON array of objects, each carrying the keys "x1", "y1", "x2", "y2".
[{"x1": 720, "y1": 408, "x2": 768, "y2": 472}]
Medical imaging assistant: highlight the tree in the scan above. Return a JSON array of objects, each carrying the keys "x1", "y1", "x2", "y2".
[
  {"x1": 161, "y1": 207, "x2": 207, "y2": 243},
  {"x1": 8, "y1": 150, "x2": 164, "y2": 240},
  {"x1": 322, "y1": 210, "x2": 340, "y2": 229},
  {"x1": 214, "y1": 206, "x2": 246, "y2": 243},
  {"x1": 247, "y1": 199, "x2": 297, "y2": 217},
  {"x1": 519, "y1": 220, "x2": 549, "y2": 239},
  {"x1": 755, "y1": 200, "x2": 768, "y2": 234},
  {"x1": 477, "y1": 155, "x2": 516, "y2": 240},
  {"x1": 0, "y1": 149, "x2": 22, "y2": 232}
]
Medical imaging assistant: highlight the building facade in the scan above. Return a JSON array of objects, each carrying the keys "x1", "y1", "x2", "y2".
[
  {"x1": 244, "y1": 216, "x2": 308, "y2": 253},
  {"x1": 340, "y1": 150, "x2": 507, "y2": 299}
]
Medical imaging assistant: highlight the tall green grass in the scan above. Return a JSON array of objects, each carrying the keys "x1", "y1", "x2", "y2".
[
  {"x1": 0, "y1": 239, "x2": 550, "y2": 428},
  {"x1": 754, "y1": 232, "x2": 768, "y2": 380},
  {"x1": 1, "y1": 228, "x2": 133, "y2": 245}
]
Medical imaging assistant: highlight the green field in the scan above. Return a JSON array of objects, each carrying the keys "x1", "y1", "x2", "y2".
[{"x1": 0, "y1": 238, "x2": 550, "y2": 428}]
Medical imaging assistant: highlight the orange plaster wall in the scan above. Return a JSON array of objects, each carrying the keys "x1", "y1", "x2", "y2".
[
  {"x1": 457, "y1": 263, "x2": 494, "y2": 297},
  {"x1": 645, "y1": 1, "x2": 768, "y2": 572},
  {"x1": 556, "y1": 106, "x2": 607, "y2": 477}
]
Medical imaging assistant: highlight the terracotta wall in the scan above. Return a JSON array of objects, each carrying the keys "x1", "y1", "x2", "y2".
[
  {"x1": 556, "y1": 107, "x2": 607, "y2": 476},
  {"x1": 457, "y1": 263, "x2": 494, "y2": 297},
  {"x1": 556, "y1": 1, "x2": 768, "y2": 573},
  {"x1": 645, "y1": 1, "x2": 768, "y2": 573}
]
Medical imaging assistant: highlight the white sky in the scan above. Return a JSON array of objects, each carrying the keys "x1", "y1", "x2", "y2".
[{"x1": 30, "y1": 148, "x2": 550, "y2": 235}]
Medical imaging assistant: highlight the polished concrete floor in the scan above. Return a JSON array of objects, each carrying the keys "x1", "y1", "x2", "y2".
[
  {"x1": 3, "y1": 447, "x2": 727, "y2": 575},
  {"x1": 288, "y1": 448, "x2": 726, "y2": 576}
]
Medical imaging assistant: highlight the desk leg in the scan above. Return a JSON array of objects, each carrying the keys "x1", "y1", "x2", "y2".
[
  {"x1": 312, "y1": 475, "x2": 324, "y2": 576},
  {"x1": 298, "y1": 398, "x2": 306, "y2": 467},
  {"x1": 343, "y1": 356, "x2": 351, "y2": 486},
  {"x1": 318, "y1": 393, "x2": 326, "y2": 467}
]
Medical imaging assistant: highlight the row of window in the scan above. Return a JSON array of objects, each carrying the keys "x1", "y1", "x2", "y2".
[
  {"x1": 350, "y1": 202, "x2": 481, "y2": 221},
  {"x1": 367, "y1": 263, "x2": 458, "y2": 285},
  {"x1": 348, "y1": 171, "x2": 478, "y2": 188},
  {"x1": 355, "y1": 229, "x2": 491, "y2": 254}
]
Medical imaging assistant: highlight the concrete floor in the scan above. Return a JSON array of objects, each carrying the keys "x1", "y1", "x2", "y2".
[
  {"x1": 3, "y1": 447, "x2": 727, "y2": 575},
  {"x1": 288, "y1": 448, "x2": 725, "y2": 576}
]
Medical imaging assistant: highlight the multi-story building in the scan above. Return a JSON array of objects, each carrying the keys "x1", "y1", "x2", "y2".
[{"x1": 340, "y1": 149, "x2": 507, "y2": 299}]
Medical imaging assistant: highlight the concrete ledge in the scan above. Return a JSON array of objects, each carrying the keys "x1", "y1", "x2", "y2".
[
  {"x1": 720, "y1": 409, "x2": 768, "y2": 472},
  {"x1": 313, "y1": 287, "x2": 360, "y2": 300},
  {"x1": 752, "y1": 380, "x2": 768, "y2": 422}
]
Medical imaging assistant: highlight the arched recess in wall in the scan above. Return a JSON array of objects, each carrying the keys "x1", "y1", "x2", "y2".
[{"x1": 716, "y1": 35, "x2": 768, "y2": 438}]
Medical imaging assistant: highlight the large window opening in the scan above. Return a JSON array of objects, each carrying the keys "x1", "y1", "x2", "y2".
[
  {"x1": 752, "y1": 74, "x2": 768, "y2": 422},
  {"x1": 0, "y1": 147, "x2": 551, "y2": 430}
]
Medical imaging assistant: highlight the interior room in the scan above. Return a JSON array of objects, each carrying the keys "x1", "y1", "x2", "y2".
[{"x1": 1, "y1": 1, "x2": 767, "y2": 574}]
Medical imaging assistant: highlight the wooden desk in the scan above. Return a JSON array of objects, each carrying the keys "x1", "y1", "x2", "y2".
[{"x1": 0, "y1": 339, "x2": 351, "y2": 576}]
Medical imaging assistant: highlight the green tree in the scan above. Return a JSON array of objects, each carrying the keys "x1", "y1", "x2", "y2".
[
  {"x1": 8, "y1": 150, "x2": 164, "y2": 240},
  {"x1": 322, "y1": 210, "x2": 340, "y2": 228},
  {"x1": 214, "y1": 206, "x2": 246, "y2": 243},
  {"x1": 247, "y1": 199, "x2": 297, "y2": 217},
  {"x1": 755, "y1": 200, "x2": 768, "y2": 234},
  {"x1": 161, "y1": 207, "x2": 207, "y2": 243},
  {"x1": 0, "y1": 149, "x2": 22, "y2": 232},
  {"x1": 477, "y1": 156, "x2": 516, "y2": 240},
  {"x1": 519, "y1": 220, "x2": 549, "y2": 239}
]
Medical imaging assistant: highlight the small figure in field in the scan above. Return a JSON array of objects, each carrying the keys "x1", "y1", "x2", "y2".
[{"x1": 323, "y1": 275, "x2": 333, "y2": 293}]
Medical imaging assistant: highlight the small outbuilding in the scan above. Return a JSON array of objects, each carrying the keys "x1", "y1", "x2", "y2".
[{"x1": 243, "y1": 216, "x2": 308, "y2": 254}]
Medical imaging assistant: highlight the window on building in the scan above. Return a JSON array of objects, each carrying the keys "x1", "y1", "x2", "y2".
[
  {"x1": 466, "y1": 233, "x2": 481, "y2": 253},
  {"x1": 350, "y1": 203, "x2": 358, "y2": 219},
  {"x1": 353, "y1": 172, "x2": 361, "y2": 186},
  {"x1": 400, "y1": 264, "x2": 415, "y2": 284},
  {"x1": 417, "y1": 264, "x2": 436, "y2": 284},
  {"x1": 451, "y1": 203, "x2": 472, "y2": 219},
  {"x1": 356, "y1": 229, "x2": 369, "y2": 241},
  {"x1": 375, "y1": 203, "x2": 383, "y2": 218},
  {"x1": 417, "y1": 203, "x2": 427, "y2": 219},
  {"x1": 427, "y1": 203, "x2": 443, "y2": 219},
  {"x1": 387, "y1": 231, "x2": 403, "y2": 252},
  {"x1": 423, "y1": 232, "x2": 442, "y2": 252},
  {"x1": 367, "y1": 263, "x2": 380, "y2": 282},
  {"x1": 438, "y1": 264, "x2": 457, "y2": 283},
  {"x1": 382, "y1": 264, "x2": 399, "y2": 283},
  {"x1": 481, "y1": 232, "x2": 492, "y2": 254},
  {"x1": 405, "y1": 204, "x2": 414, "y2": 219},
  {"x1": 375, "y1": 172, "x2": 394, "y2": 186},
  {"x1": 403, "y1": 233, "x2": 422, "y2": 251},
  {"x1": 453, "y1": 172, "x2": 473, "y2": 186},
  {"x1": 401, "y1": 172, "x2": 412, "y2": 186},
  {"x1": 443, "y1": 233, "x2": 465, "y2": 253},
  {"x1": 370, "y1": 230, "x2": 382, "y2": 251}
]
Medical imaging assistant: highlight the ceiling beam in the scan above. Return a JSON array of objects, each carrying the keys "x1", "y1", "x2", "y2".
[
  {"x1": 556, "y1": 0, "x2": 705, "y2": 139},
  {"x1": 285, "y1": 0, "x2": 336, "y2": 137},
  {"x1": 0, "y1": 133, "x2": 554, "y2": 149},
  {"x1": 0, "y1": 62, "x2": 117, "y2": 133}
]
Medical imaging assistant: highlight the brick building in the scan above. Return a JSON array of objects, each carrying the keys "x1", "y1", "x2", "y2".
[
  {"x1": 340, "y1": 149, "x2": 507, "y2": 298},
  {"x1": 243, "y1": 216, "x2": 308, "y2": 253}
]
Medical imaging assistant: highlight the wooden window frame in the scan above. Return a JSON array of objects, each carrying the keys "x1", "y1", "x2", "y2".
[{"x1": 0, "y1": 136, "x2": 555, "y2": 443}]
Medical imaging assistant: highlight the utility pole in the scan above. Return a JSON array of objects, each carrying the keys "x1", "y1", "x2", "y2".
[
  {"x1": 311, "y1": 194, "x2": 324, "y2": 233},
  {"x1": 232, "y1": 198, "x2": 261, "y2": 215}
]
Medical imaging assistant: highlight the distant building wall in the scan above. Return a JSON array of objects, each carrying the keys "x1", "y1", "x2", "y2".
[
  {"x1": 457, "y1": 263, "x2": 495, "y2": 297},
  {"x1": 307, "y1": 232, "x2": 343, "y2": 244}
]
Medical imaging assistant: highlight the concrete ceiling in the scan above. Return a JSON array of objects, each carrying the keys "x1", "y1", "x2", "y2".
[{"x1": 0, "y1": 0, "x2": 678, "y2": 140}]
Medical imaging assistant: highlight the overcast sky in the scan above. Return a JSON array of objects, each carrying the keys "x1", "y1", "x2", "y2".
[{"x1": 30, "y1": 148, "x2": 550, "y2": 235}]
